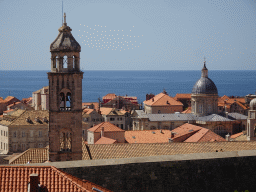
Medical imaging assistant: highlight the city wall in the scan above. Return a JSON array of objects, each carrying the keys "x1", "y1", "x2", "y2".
[{"x1": 15, "y1": 150, "x2": 256, "y2": 192}]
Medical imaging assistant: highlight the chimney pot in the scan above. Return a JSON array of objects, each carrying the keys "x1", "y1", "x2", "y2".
[
  {"x1": 101, "y1": 127, "x2": 104, "y2": 137},
  {"x1": 225, "y1": 133, "x2": 230, "y2": 141}
]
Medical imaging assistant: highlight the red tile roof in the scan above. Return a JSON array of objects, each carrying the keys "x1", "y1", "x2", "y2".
[
  {"x1": 184, "y1": 128, "x2": 226, "y2": 142},
  {"x1": 83, "y1": 108, "x2": 94, "y2": 114},
  {"x1": 95, "y1": 137, "x2": 117, "y2": 144},
  {"x1": 88, "y1": 122, "x2": 125, "y2": 133},
  {"x1": 170, "y1": 123, "x2": 202, "y2": 141},
  {"x1": 125, "y1": 130, "x2": 172, "y2": 143},
  {"x1": 182, "y1": 107, "x2": 192, "y2": 114},
  {"x1": 174, "y1": 93, "x2": 191, "y2": 100},
  {"x1": 102, "y1": 93, "x2": 117, "y2": 100},
  {"x1": 230, "y1": 132, "x2": 244, "y2": 139},
  {"x1": 144, "y1": 93, "x2": 183, "y2": 106},
  {"x1": 7, "y1": 102, "x2": 21, "y2": 108},
  {"x1": 100, "y1": 107, "x2": 114, "y2": 115},
  {"x1": 0, "y1": 166, "x2": 112, "y2": 192}
]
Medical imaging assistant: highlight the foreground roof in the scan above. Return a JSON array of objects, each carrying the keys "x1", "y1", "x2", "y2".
[
  {"x1": 8, "y1": 141, "x2": 256, "y2": 164},
  {"x1": 0, "y1": 166, "x2": 111, "y2": 192}
]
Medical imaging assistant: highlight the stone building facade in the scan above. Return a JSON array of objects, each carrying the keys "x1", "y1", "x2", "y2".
[
  {"x1": 48, "y1": 13, "x2": 83, "y2": 161},
  {"x1": 32, "y1": 86, "x2": 49, "y2": 110},
  {"x1": 0, "y1": 110, "x2": 49, "y2": 154}
]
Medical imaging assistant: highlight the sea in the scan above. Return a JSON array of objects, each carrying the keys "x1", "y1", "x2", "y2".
[{"x1": 0, "y1": 70, "x2": 255, "y2": 103}]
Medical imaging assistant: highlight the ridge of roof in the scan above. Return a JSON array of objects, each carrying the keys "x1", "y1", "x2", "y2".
[{"x1": 88, "y1": 122, "x2": 125, "y2": 132}]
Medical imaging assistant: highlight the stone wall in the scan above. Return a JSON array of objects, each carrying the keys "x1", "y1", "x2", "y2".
[{"x1": 17, "y1": 151, "x2": 256, "y2": 192}]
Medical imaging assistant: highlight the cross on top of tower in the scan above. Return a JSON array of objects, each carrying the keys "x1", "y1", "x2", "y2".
[{"x1": 64, "y1": 12, "x2": 66, "y2": 25}]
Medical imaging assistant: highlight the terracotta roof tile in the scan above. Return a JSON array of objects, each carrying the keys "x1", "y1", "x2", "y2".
[
  {"x1": 174, "y1": 93, "x2": 191, "y2": 99},
  {"x1": 100, "y1": 107, "x2": 113, "y2": 115},
  {"x1": 184, "y1": 128, "x2": 226, "y2": 142},
  {"x1": 83, "y1": 108, "x2": 94, "y2": 114},
  {"x1": 171, "y1": 123, "x2": 203, "y2": 141},
  {"x1": 10, "y1": 110, "x2": 49, "y2": 126},
  {"x1": 231, "y1": 132, "x2": 244, "y2": 139},
  {"x1": 125, "y1": 130, "x2": 172, "y2": 143},
  {"x1": 182, "y1": 107, "x2": 192, "y2": 113},
  {"x1": 0, "y1": 166, "x2": 112, "y2": 192},
  {"x1": 88, "y1": 122, "x2": 125, "y2": 133},
  {"x1": 83, "y1": 141, "x2": 256, "y2": 160},
  {"x1": 144, "y1": 93, "x2": 183, "y2": 106},
  {"x1": 102, "y1": 93, "x2": 117, "y2": 100},
  {"x1": 95, "y1": 137, "x2": 117, "y2": 144},
  {"x1": 9, "y1": 148, "x2": 49, "y2": 165},
  {"x1": 233, "y1": 101, "x2": 248, "y2": 110}
]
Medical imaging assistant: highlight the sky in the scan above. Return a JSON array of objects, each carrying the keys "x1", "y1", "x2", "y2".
[{"x1": 0, "y1": 0, "x2": 256, "y2": 71}]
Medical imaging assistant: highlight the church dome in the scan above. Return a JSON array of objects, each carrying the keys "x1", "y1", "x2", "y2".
[
  {"x1": 50, "y1": 13, "x2": 81, "y2": 52},
  {"x1": 250, "y1": 98, "x2": 256, "y2": 110},
  {"x1": 192, "y1": 62, "x2": 218, "y2": 95}
]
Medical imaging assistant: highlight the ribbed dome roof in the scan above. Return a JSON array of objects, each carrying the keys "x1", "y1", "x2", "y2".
[
  {"x1": 192, "y1": 77, "x2": 218, "y2": 94},
  {"x1": 192, "y1": 61, "x2": 218, "y2": 95},
  {"x1": 50, "y1": 13, "x2": 81, "y2": 52},
  {"x1": 250, "y1": 98, "x2": 256, "y2": 109}
]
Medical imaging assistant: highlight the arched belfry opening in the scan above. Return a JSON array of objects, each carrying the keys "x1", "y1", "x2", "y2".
[
  {"x1": 48, "y1": 12, "x2": 83, "y2": 162},
  {"x1": 59, "y1": 90, "x2": 72, "y2": 111},
  {"x1": 63, "y1": 55, "x2": 68, "y2": 68}
]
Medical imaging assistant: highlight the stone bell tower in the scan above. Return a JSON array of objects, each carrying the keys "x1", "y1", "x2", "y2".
[{"x1": 48, "y1": 13, "x2": 83, "y2": 161}]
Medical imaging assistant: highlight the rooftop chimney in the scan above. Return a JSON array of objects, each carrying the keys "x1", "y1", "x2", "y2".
[
  {"x1": 101, "y1": 127, "x2": 104, "y2": 137},
  {"x1": 168, "y1": 138, "x2": 173, "y2": 143},
  {"x1": 225, "y1": 133, "x2": 230, "y2": 141},
  {"x1": 171, "y1": 132, "x2": 176, "y2": 138},
  {"x1": 29, "y1": 173, "x2": 39, "y2": 192}
]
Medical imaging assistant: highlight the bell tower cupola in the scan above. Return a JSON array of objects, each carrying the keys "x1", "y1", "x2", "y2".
[
  {"x1": 50, "y1": 13, "x2": 81, "y2": 73},
  {"x1": 48, "y1": 13, "x2": 83, "y2": 162}
]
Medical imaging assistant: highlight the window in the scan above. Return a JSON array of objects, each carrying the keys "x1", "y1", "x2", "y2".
[
  {"x1": 60, "y1": 92, "x2": 72, "y2": 111},
  {"x1": 38, "y1": 143, "x2": 43, "y2": 148},
  {"x1": 30, "y1": 130, "x2": 33, "y2": 137},
  {"x1": 82, "y1": 130, "x2": 85, "y2": 136},
  {"x1": 6, "y1": 131, "x2": 7, "y2": 137},
  {"x1": 21, "y1": 144, "x2": 26, "y2": 151},
  {"x1": 158, "y1": 110, "x2": 161, "y2": 114},
  {"x1": 4, "y1": 143, "x2": 5, "y2": 150},
  {"x1": 1, "y1": 142, "x2": 2, "y2": 149},
  {"x1": 116, "y1": 124, "x2": 119, "y2": 127},
  {"x1": 39, "y1": 131, "x2": 42, "y2": 137},
  {"x1": 22, "y1": 131, "x2": 25, "y2": 137},
  {"x1": 13, "y1": 144, "x2": 17, "y2": 151},
  {"x1": 73, "y1": 55, "x2": 76, "y2": 69},
  {"x1": 121, "y1": 124, "x2": 123, "y2": 129},
  {"x1": 63, "y1": 55, "x2": 68, "y2": 68},
  {"x1": 1, "y1": 130, "x2": 2, "y2": 136},
  {"x1": 13, "y1": 131, "x2": 16, "y2": 138},
  {"x1": 3, "y1": 131, "x2": 5, "y2": 136},
  {"x1": 120, "y1": 117, "x2": 122, "y2": 121},
  {"x1": 199, "y1": 104, "x2": 203, "y2": 113},
  {"x1": 110, "y1": 117, "x2": 115, "y2": 121}
]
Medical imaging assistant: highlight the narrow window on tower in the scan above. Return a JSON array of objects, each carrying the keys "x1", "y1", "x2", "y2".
[
  {"x1": 60, "y1": 92, "x2": 65, "y2": 111},
  {"x1": 63, "y1": 55, "x2": 68, "y2": 68},
  {"x1": 53, "y1": 56, "x2": 57, "y2": 68},
  {"x1": 73, "y1": 56, "x2": 76, "y2": 69},
  {"x1": 66, "y1": 92, "x2": 71, "y2": 110}
]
